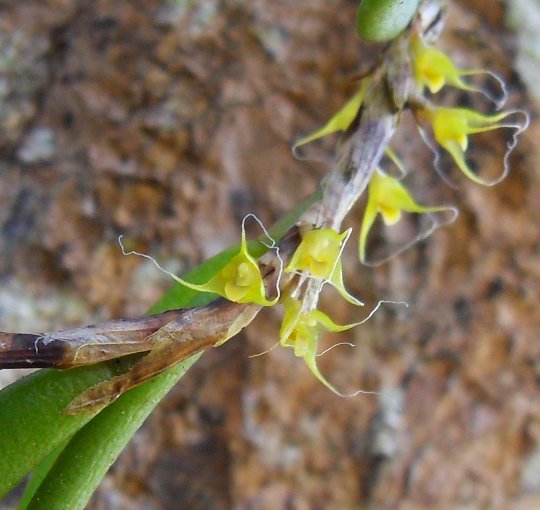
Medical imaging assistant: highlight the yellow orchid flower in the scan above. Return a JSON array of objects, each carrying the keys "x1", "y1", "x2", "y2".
[
  {"x1": 410, "y1": 34, "x2": 505, "y2": 106},
  {"x1": 286, "y1": 227, "x2": 363, "y2": 306},
  {"x1": 359, "y1": 169, "x2": 451, "y2": 263},
  {"x1": 424, "y1": 106, "x2": 527, "y2": 186},
  {"x1": 292, "y1": 80, "x2": 368, "y2": 155},
  {"x1": 279, "y1": 296, "x2": 357, "y2": 394},
  {"x1": 170, "y1": 223, "x2": 278, "y2": 306}
]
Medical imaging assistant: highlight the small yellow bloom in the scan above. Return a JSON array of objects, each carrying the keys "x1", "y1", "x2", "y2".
[
  {"x1": 359, "y1": 169, "x2": 450, "y2": 263},
  {"x1": 292, "y1": 81, "x2": 368, "y2": 155},
  {"x1": 426, "y1": 107, "x2": 522, "y2": 185},
  {"x1": 170, "y1": 224, "x2": 277, "y2": 306},
  {"x1": 286, "y1": 227, "x2": 363, "y2": 306},
  {"x1": 280, "y1": 296, "x2": 357, "y2": 394},
  {"x1": 410, "y1": 34, "x2": 504, "y2": 104}
]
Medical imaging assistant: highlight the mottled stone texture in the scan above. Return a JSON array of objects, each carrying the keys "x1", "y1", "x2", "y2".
[{"x1": 1, "y1": 1, "x2": 539, "y2": 509}]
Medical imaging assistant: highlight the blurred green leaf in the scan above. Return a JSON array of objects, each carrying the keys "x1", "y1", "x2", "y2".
[
  {"x1": 356, "y1": 0, "x2": 420, "y2": 42},
  {"x1": 0, "y1": 357, "x2": 138, "y2": 498},
  {"x1": 21, "y1": 353, "x2": 201, "y2": 510}
]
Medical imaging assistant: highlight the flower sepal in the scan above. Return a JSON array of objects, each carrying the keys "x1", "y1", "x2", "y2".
[
  {"x1": 292, "y1": 81, "x2": 368, "y2": 158},
  {"x1": 418, "y1": 106, "x2": 529, "y2": 186},
  {"x1": 359, "y1": 169, "x2": 456, "y2": 265},
  {"x1": 286, "y1": 227, "x2": 363, "y2": 306},
  {"x1": 170, "y1": 223, "x2": 278, "y2": 306},
  {"x1": 410, "y1": 33, "x2": 507, "y2": 108},
  {"x1": 279, "y1": 296, "x2": 358, "y2": 394}
]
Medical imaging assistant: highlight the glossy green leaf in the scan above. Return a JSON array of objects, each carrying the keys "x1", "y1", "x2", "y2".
[
  {"x1": 21, "y1": 354, "x2": 201, "y2": 510},
  {"x1": 0, "y1": 356, "x2": 138, "y2": 498},
  {"x1": 356, "y1": 0, "x2": 420, "y2": 42},
  {"x1": 17, "y1": 442, "x2": 67, "y2": 509}
]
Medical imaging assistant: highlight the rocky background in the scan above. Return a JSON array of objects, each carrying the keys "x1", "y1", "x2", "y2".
[{"x1": 1, "y1": 1, "x2": 539, "y2": 509}]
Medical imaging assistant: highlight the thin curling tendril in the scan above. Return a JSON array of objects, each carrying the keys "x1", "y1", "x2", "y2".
[{"x1": 118, "y1": 213, "x2": 283, "y2": 307}]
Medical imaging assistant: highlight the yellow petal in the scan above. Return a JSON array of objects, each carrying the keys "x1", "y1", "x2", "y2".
[
  {"x1": 310, "y1": 309, "x2": 359, "y2": 332},
  {"x1": 372, "y1": 171, "x2": 443, "y2": 215},
  {"x1": 359, "y1": 170, "x2": 451, "y2": 263},
  {"x1": 415, "y1": 48, "x2": 452, "y2": 93},
  {"x1": 411, "y1": 36, "x2": 452, "y2": 91},
  {"x1": 428, "y1": 107, "x2": 522, "y2": 185},
  {"x1": 171, "y1": 223, "x2": 277, "y2": 306},
  {"x1": 412, "y1": 35, "x2": 485, "y2": 96},
  {"x1": 285, "y1": 228, "x2": 363, "y2": 306},
  {"x1": 293, "y1": 82, "x2": 367, "y2": 153},
  {"x1": 385, "y1": 147, "x2": 407, "y2": 176},
  {"x1": 278, "y1": 300, "x2": 358, "y2": 394},
  {"x1": 328, "y1": 259, "x2": 364, "y2": 306},
  {"x1": 431, "y1": 108, "x2": 470, "y2": 148},
  {"x1": 224, "y1": 278, "x2": 249, "y2": 303},
  {"x1": 279, "y1": 296, "x2": 303, "y2": 345},
  {"x1": 359, "y1": 200, "x2": 378, "y2": 264},
  {"x1": 443, "y1": 141, "x2": 488, "y2": 186},
  {"x1": 304, "y1": 309, "x2": 356, "y2": 392},
  {"x1": 286, "y1": 228, "x2": 344, "y2": 280},
  {"x1": 379, "y1": 205, "x2": 402, "y2": 226},
  {"x1": 432, "y1": 108, "x2": 513, "y2": 147},
  {"x1": 303, "y1": 349, "x2": 343, "y2": 395}
]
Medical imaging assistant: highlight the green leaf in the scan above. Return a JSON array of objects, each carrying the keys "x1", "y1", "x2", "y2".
[
  {"x1": 356, "y1": 0, "x2": 420, "y2": 42},
  {"x1": 0, "y1": 356, "x2": 139, "y2": 498},
  {"x1": 20, "y1": 354, "x2": 201, "y2": 510},
  {"x1": 17, "y1": 442, "x2": 67, "y2": 509}
]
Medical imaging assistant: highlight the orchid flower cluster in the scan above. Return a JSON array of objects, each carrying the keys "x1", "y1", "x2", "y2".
[
  {"x1": 164, "y1": 220, "x2": 364, "y2": 394},
  {"x1": 295, "y1": 24, "x2": 528, "y2": 261},
  {"x1": 166, "y1": 15, "x2": 528, "y2": 395}
]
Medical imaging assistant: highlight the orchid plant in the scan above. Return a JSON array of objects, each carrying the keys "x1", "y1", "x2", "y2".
[
  {"x1": 0, "y1": 1, "x2": 529, "y2": 509},
  {"x1": 146, "y1": 0, "x2": 528, "y2": 395}
]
